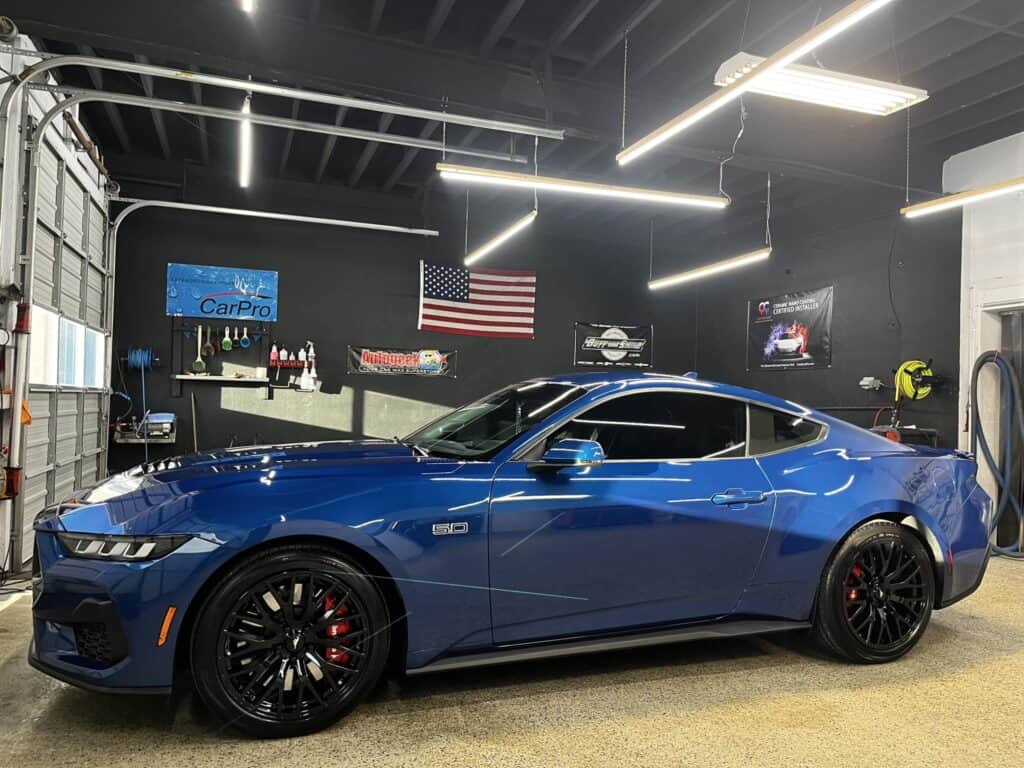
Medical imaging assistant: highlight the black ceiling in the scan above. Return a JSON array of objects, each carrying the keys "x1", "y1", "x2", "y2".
[{"x1": 10, "y1": 0, "x2": 1024, "y2": 243}]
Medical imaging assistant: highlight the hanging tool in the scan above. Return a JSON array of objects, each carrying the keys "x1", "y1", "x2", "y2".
[
  {"x1": 192, "y1": 329, "x2": 206, "y2": 373},
  {"x1": 202, "y1": 324, "x2": 215, "y2": 357},
  {"x1": 222, "y1": 326, "x2": 233, "y2": 352},
  {"x1": 240, "y1": 327, "x2": 251, "y2": 349}
]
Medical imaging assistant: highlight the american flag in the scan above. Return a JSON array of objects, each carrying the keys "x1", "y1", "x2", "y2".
[{"x1": 418, "y1": 261, "x2": 536, "y2": 339}]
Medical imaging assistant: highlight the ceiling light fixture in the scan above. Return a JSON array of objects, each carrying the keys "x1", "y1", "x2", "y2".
[
  {"x1": 714, "y1": 52, "x2": 928, "y2": 115},
  {"x1": 648, "y1": 247, "x2": 772, "y2": 290},
  {"x1": 437, "y1": 163, "x2": 729, "y2": 209},
  {"x1": 901, "y1": 175, "x2": 1024, "y2": 219},
  {"x1": 617, "y1": 0, "x2": 896, "y2": 165},
  {"x1": 241, "y1": 0, "x2": 255, "y2": 12},
  {"x1": 464, "y1": 209, "x2": 538, "y2": 266},
  {"x1": 239, "y1": 93, "x2": 252, "y2": 188}
]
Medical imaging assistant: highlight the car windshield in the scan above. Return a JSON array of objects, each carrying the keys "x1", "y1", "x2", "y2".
[{"x1": 406, "y1": 382, "x2": 587, "y2": 459}]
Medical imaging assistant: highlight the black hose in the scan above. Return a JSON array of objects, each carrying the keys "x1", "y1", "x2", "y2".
[{"x1": 969, "y1": 351, "x2": 1024, "y2": 558}]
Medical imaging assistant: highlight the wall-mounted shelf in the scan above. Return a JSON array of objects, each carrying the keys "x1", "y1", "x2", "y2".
[{"x1": 174, "y1": 375, "x2": 270, "y2": 384}]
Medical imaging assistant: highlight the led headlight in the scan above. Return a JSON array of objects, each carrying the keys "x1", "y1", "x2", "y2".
[{"x1": 58, "y1": 532, "x2": 192, "y2": 561}]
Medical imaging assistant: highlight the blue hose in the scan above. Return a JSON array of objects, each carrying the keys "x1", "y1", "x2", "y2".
[
  {"x1": 969, "y1": 351, "x2": 1024, "y2": 558},
  {"x1": 125, "y1": 347, "x2": 156, "y2": 464}
]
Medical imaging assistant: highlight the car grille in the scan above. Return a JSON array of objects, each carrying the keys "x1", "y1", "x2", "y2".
[{"x1": 74, "y1": 622, "x2": 120, "y2": 664}]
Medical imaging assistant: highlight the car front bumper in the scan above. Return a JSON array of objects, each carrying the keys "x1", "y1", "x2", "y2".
[{"x1": 29, "y1": 526, "x2": 224, "y2": 692}]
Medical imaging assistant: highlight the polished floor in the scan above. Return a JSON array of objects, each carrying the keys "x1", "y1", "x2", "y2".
[{"x1": 2, "y1": 559, "x2": 1023, "y2": 767}]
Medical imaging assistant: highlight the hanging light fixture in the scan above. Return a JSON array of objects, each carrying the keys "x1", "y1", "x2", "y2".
[
  {"x1": 648, "y1": 247, "x2": 772, "y2": 289},
  {"x1": 714, "y1": 52, "x2": 928, "y2": 115},
  {"x1": 901, "y1": 176, "x2": 1024, "y2": 219},
  {"x1": 618, "y1": 0, "x2": 897, "y2": 165},
  {"x1": 239, "y1": 93, "x2": 252, "y2": 188},
  {"x1": 650, "y1": 174, "x2": 773, "y2": 290},
  {"x1": 464, "y1": 210, "x2": 538, "y2": 266},
  {"x1": 240, "y1": 0, "x2": 255, "y2": 12},
  {"x1": 437, "y1": 163, "x2": 729, "y2": 209}
]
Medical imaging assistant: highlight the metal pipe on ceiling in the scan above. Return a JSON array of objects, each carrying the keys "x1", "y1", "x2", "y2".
[
  {"x1": 108, "y1": 197, "x2": 440, "y2": 238},
  {"x1": 3, "y1": 49, "x2": 565, "y2": 140},
  {"x1": 29, "y1": 85, "x2": 529, "y2": 164}
]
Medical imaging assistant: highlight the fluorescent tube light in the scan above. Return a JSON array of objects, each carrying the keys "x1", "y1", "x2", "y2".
[
  {"x1": 618, "y1": 0, "x2": 896, "y2": 165},
  {"x1": 648, "y1": 247, "x2": 772, "y2": 290},
  {"x1": 239, "y1": 94, "x2": 252, "y2": 188},
  {"x1": 715, "y1": 52, "x2": 928, "y2": 115},
  {"x1": 464, "y1": 210, "x2": 538, "y2": 266},
  {"x1": 437, "y1": 163, "x2": 729, "y2": 209},
  {"x1": 901, "y1": 176, "x2": 1024, "y2": 219}
]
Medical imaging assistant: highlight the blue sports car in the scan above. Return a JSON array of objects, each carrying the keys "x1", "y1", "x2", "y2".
[{"x1": 30, "y1": 372, "x2": 992, "y2": 737}]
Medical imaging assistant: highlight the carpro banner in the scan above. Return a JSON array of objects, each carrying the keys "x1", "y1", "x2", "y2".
[{"x1": 746, "y1": 286, "x2": 833, "y2": 371}]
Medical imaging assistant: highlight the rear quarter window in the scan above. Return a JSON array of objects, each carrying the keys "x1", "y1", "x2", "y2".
[{"x1": 748, "y1": 405, "x2": 823, "y2": 455}]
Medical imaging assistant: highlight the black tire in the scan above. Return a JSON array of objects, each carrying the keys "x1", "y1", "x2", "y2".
[
  {"x1": 191, "y1": 545, "x2": 391, "y2": 737},
  {"x1": 813, "y1": 521, "x2": 935, "y2": 664}
]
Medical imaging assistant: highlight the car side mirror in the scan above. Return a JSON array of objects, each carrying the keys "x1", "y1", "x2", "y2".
[{"x1": 529, "y1": 439, "x2": 605, "y2": 471}]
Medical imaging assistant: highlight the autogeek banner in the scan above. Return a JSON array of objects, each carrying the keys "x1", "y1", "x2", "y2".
[
  {"x1": 166, "y1": 263, "x2": 279, "y2": 321},
  {"x1": 347, "y1": 346, "x2": 457, "y2": 377}
]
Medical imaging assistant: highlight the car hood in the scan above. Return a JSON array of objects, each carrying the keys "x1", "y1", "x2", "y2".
[
  {"x1": 46, "y1": 440, "x2": 429, "y2": 536},
  {"x1": 146, "y1": 439, "x2": 416, "y2": 473}
]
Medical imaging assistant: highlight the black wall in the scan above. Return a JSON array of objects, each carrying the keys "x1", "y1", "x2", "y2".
[
  {"x1": 109, "y1": 168, "x2": 662, "y2": 469},
  {"x1": 651, "y1": 183, "x2": 962, "y2": 445},
  {"x1": 110, "y1": 166, "x2": 961, "y2": 471}
]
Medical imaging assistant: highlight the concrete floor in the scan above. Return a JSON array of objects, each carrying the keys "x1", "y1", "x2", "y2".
[{"x1": 2, "y1": 560, "x2": 1023, "y2": 767}]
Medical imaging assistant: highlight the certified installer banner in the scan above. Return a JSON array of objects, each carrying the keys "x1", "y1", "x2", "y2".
[
  {"x1": 574, "y1": 322, "x2": 653, "y2": 368},
  {"x1": 747, "y1": 286, "x2": 833, "y2": 371},
  {"x1": 347, "y1": 346, "x2": 457, "y2": 377}
]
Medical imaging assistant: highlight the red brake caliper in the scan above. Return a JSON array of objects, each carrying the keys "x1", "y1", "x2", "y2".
[
  {"x1": 322, "y1": 594, "x2": 351, "y2": 665},
  {"x1": 846, "y1": 564, "x2": 863, "y2": 603}
]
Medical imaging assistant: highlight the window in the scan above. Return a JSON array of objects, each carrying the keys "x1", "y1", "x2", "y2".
[
  {"x1": 550, "y1": 392, "x2": 746, "y2": 461},
  {"x1": 84, "y1": 329, "x2": 106, "y2": 389},
  {"x1": 748, "y1": 406, "x2": 823, "y2": 455},
  {"x1": 28, "y1": 305, "x2": 59, "y2": 386},
  {"x1": 407, "y1": 382, "x2": 588, "y2": 459},
  {"x1": 58, "y1": 317, "x2": 85, "y2": 387}
]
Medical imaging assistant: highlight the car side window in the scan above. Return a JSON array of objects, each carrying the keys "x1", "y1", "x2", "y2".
[
  {"x1": 748, "y1": 405, "x2": 823, "y2": 455},
  {"x1": 547, "y1": 392, "x2": 747, "y2": 461}
]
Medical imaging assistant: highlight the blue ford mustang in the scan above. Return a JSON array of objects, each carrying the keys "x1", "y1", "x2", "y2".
[{"x1": 30, "y1": 373, "x2": 992, "y2": 736}]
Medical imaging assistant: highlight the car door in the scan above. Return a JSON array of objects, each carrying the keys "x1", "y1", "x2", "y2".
[{"x1": 488, "y1": 390, "x2": 775, "y2": 644}]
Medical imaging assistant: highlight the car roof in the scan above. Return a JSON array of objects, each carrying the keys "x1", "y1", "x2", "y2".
[{"x1": 525, "y1": 372, "x2": 819, "y2": 419}]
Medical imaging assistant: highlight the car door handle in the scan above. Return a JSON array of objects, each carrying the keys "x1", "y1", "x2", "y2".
[{"x1": 711, "y1": 489, "x2": 766, "y2": 505}]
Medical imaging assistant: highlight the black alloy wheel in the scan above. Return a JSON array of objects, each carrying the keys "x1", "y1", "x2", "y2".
[
  {"x1": 814, "y1": 520, "x2": 935, "y2": 663},
  {"x1": 192, "y1": 546, "x2": 390, "y2": 737}
]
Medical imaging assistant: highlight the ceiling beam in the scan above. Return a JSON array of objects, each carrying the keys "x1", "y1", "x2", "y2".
[
  {"x1": 279, "y1": 98, "x2": 301, "y2": 175},
  {"x1": 7, "y1": 0, "x2": 616, "y2": 135},
  {"x1": 545, "y1": 0, "x2": 602, "y2": 58},
  {"x1": 188, "y1": 66, "x2": 210, "y2": 166},
  {"x1": 133, "y1": 54, "x2": 171, "y2": 159},
  {"x1": 480, "y1": 0, "x2": 526, "y2": 59},
  {"x1": 424, "y1": 0, "x2": 457, "y2": 46},
  {"x1": 77, "y1": 44, "x2": 131, "y2": 154},
  {"x1": 631, "y1": 0, "x2": 741, "y2": 82},
  {"x1": 349, "y1": 113, "x2": 395, "y2": 187},
  {"x1": 313, "y1": 106, "x2": 349, "y2": 183},
  {"x1": 382, "y1": 119, "x2": 440, "y2": 192},
  {"x1": 580, "y1": 0, "x2": 665, "y2": 75},
  {"x1": 369, "y1": 0, "x2": 387, "y2": 33}
]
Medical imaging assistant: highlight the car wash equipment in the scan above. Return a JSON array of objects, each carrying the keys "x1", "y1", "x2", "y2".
[
  {"x1": 191, "y1": 331, "x2": 206, "y2": 374},
  {"x1": 240, "y1": 327, "x2": 251, "y2": 349},
  {"x1": 221, "y1": 326, "x2": 233, "y2": 352},
  {"x1": 870, "y1": 359, "x2": 942, "y2": 446},
  {"x1": 969, "y1": 350, "x2": 1024, "y2": 558},
  {"x1": 202, "y1": 324, "x2": 215, "y2": 357}
]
